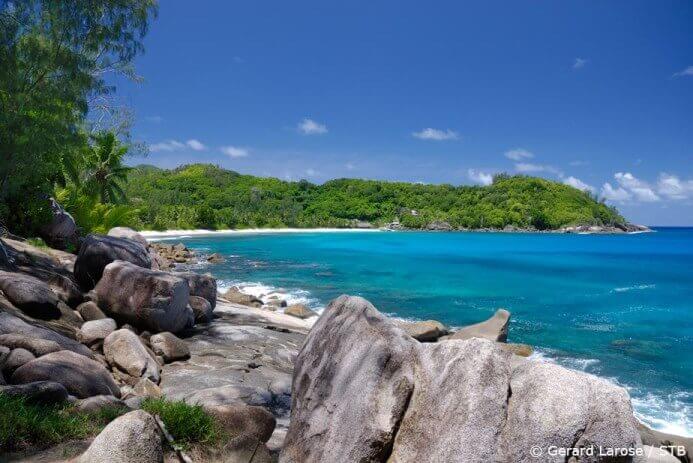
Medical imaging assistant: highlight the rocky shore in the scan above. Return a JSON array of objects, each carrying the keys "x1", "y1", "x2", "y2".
[{"x1": 0, "y1": 228, "x2": 687, "y2": 462}]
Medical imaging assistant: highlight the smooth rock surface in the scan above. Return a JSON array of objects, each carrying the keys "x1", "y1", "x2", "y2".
[
  {"x1": 104, "y1": 329, "x2": 160, "y2": 384},
  {"x1": 0, "y1": 311, "x2": 93, "y2": 357},
  {"x1": 94, "y1": 261, "x2": 191, "y2": 333},
  {"x1": 3, "y1": 348, "x2": 35, "y2": 375},
  {"x1": 78, "y1": 318, "x2": 117, "y2": 345},
  {"x1": 0, "y1": 333, "x2": 62, "y2": 356},
  {"x1": 149, "y1": 332, "x2": 190, "y2": 362},
  {"x1": 77, "y1": 394, "x2": 128, "y2": 413},
  {"x1": 12, "y1": 349, "x2": 120, "y2": 398},
  {"x1": 283, "y1": 303, "x2": 317, "y2": 319},
  {"x1": 445, "y1": 308, "x2": 510, "y2": 342},
  {"x1": 205, "y1": 402, "x2": 276, "y2": 443},
  {"x1": 398, "y1": 319, "x2": 448, "y2": 341},
  {"x1": 222, "y1": 287, "x2": 263, "y2": 308},
  {"x1": 77, "y1": 300, "x2": 107, "y2": 321},
  {"x1": 77, "y1": 410, "x2": 163, "y2": 463},
  {"x1": 107, "y1": 227, "x2": 149, "y2": 248},
  {"x1": 0, "y1": 270, "x2": 61, "y2": 319},
  {"x1": 189, "y1": 294, "x2": 214, "y2": 324},
  {"x1": 74, "y1": 234, "x2": 151, "y2": 290},
  {"x1": 0, "y1": 380, "x2": 69, "y2": 404}
]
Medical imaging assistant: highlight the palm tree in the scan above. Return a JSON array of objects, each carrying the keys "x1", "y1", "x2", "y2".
[{"x1": 81, "y1": 132, "x2": 131, "y2": 204}]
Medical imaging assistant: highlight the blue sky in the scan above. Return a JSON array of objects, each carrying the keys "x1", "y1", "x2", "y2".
[{"x1": 117, "y1": 0, "x2": 693, "y2": 225}]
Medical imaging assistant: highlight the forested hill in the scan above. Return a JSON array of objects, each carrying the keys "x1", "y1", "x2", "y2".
[{"x1": 124, "y1": 164, "x2": 625, "y2": 231}]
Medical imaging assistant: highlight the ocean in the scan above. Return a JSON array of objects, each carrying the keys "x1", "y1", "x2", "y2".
[{"x1": 155, "y1": 227, "x2": 693, "y2": 436}]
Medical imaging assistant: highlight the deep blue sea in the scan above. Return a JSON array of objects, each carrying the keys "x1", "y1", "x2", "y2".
[{"x1": 156, "y1": 228, "x2": 693, "y2": 436}]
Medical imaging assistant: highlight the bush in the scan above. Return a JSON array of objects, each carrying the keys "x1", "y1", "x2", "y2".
[{"x1": 141, "y1": 397, "x2": 219, "y2": 448}]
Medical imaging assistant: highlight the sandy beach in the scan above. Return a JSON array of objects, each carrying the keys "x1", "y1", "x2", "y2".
[{"x1": 140, "y1": 228, "x2": 383, "y2": 240}]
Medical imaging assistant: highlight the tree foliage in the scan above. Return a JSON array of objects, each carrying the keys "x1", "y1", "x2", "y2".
[
  {"x1": 124, "y1": 164, "x2": 625, "y2": 231},
  {"x1": 0, "y1": 0, "x2": 157, "y2": 233}
]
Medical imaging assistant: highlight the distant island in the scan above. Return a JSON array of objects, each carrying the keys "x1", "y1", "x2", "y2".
[{"x1": 124, "y1": 164, "x2": 641, "y2": 233}]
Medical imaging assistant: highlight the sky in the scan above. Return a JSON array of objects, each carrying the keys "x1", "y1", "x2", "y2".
[{"x1": 116, "y1": 0, "x2": 693, "y2": 226}]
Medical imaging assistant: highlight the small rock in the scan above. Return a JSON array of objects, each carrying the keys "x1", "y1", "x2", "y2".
[
  {"x1": 0, "y1": 333, "x2": 62, "y2": 356},
  {"x1": 265, "y1": 298, "x2": 287, "y2": 308},
  {"x1": 78, "y1": 318, "x2": 117, "y2": 346},
  {"x1": 3, "y1": 348, "x2": 35, "y2": 376},
  {"x1": 498, "y1": 342, "x2": 533, "y2": 357},
  {"x1": 76, "y1": 410, "x2": 163, "y2": 463},
  {"x1": 223, "y1": 287, "x2": 263, "y2": 308},
  {"x1": 0, "y1": 380, "x2": 69, "y2": 404},
  {"x1": 444, "y1": 309, "x2": 510, "y2": 342},
  {"x1": 206, "y1": 252, "x2": 225, "y2": 263},
  {"x1": 77, "y1": 394, "x2": 128, "y2": 413},
  {"x1": 11, "y1": 350, "x2": 120, "y2": 398},
  {"x1": 57, "y1": 301, "x2": 84, "y2": 328},
  {"x1": 77, "y1": 301, "x2": 107, "y2": 321},
  {"x1": 149, "y1": 332, "x2": 190, "y2": 363},
  {"x1": 204, "y1": 402, "x2": 276, "y2": 443},
  {"x1": 132, "y1": 378, "x2": 163, "y2": 398},
  {"x1": 189, "y1": 295, "x2": 214, "y2": 324},
  {"x1": 104, "y1": 329, "x2": 160, "y2": 384},
  {"x1": 284, "y1": 303, "x2": 318, "y2": 319},
  {"x1": 398, "y1": 320, "x2": 449, "y2": 342}
]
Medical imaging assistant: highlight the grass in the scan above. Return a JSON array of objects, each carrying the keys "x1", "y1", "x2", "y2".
[
  {"x1": 141, "y1": 397, "x2": 220, "y2": 449},
  {"x1": 0, "y1": 393, "x2": 220, "y2": 454},
  {"x1": 0, "y1": 393, "x2": 128, "y2": 453},
  {"x1": 25, "y1": 237, "x2": 49, "y2": 249}
]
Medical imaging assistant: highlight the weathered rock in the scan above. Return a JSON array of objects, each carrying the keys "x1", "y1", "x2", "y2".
[
  {"x1": 265, "y1": 298, "x2": 287, "y2": 309},
  {"x1": 222, "y1": 436, "x2": 273, "y2": 463},
  {"x1": 77, "y1": 300, "x2": 107, "y2": 321},
  {"x1": 638, "y1": 421, "x2": 692, "y2": 463},
  {"x1": 57, "y1": 301, "x2": 84, "y2": 328},
  {"x1": 107, "y1": 227, "x2": 149, "y2": 248},
  {"x1": 104, "y1": 329, "x2": 160, "y2": 384},
  {"x1": 0, "y1": 344, "x2": 9, "y2": 366},
  {"x1": 132, "y1": 378, "x2": 163, "y2": 398},
  {"x1": 12, "y1": 350, "x2": 120, "y2": 398},
  {"x1": 78, "y1": 318, "x2": 117, "y2": 345},
  {"x1": 174, "y1": 271, "x2": 217, "y2": 309},
  {"x1": 40, "y1": 197, "x2": 79, "y2": 250},
  {"x1": 205, "y1": 402, "x2": 276, "y2": 443},
  {"x1": 0, "y1": 311, "x2": 93, "y2": 357},
  {"x1": 94, "y1": 261, "x2": 191, "y2": 333},
  {"x1": 74, "y1": 234, "x2": 151, "y2": 290},
  {"x1": 223, "y1": 287, "x2": 263, "y2": 308},
  {"x1": 21, "y1": 267, "x2": 83, "y2": 307},
  {"x1": 444, "y1": 308, "x2": 510, "y2": 342},
  {"x1": 498, "y1": 359, "x2": 641, "y2": 462},
  {"x1": 426, "y1": 220, "x2": 452, "y2": 231},
  {"x1": 284, "y1": 303, "x2": 317, "y2": 319},
  {"x1": 398, "y1": 319, "x2": 449, "y2": 342},
  {"x1": 189, "y1": 295, "x2": 214, "y2": 323},
  {"x1": 281, "y1": 295, "x2": 416, "y2": 463},
  {"x1": 149, "y1": 332, "x2": 190, "y2": 363},
  {"x1": 639, "y1": 445, "x2": 682, "y2": 462},
  {"x1": 0, "y1": 270, "x2": 61, "y2": 319},
  {"x1": 389, "y1": 339, "x2": 512, "y2": 462},
  {"x1": 77, "y1": 394, "x2": 128, "y2": 413},
  {"x1": 207, "y1": 252, "x2": 224, "y2": 263},
  {"x1": 0, "y1": 333, "x2": 62, "y2": 356},
  {"x1": 499, "y1": 342, "x2": 534, "y2": 357},
  {"x1": 3, "y1": 348, "x2": 35, "y2": 375},
  {"x1": 0, "y1": 380, "x2": 69, "y2": 404},
  {"x1": 77, "y1": 410, "x2": 163, "y2": 463}
]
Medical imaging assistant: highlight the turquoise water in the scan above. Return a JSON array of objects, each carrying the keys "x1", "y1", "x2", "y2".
[{"x1": 162, "y1": 228, "x2": 693, "y2": 436}]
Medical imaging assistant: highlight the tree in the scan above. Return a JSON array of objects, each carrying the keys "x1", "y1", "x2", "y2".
[
  {"x1": 0, "y1": 0, "x2": 157, "y2": 234},
  {"x1": 80, "y1": 132, "x2": 131, "y2": 204}
]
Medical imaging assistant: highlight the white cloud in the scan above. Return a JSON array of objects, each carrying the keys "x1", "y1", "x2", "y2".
[
  {"x1": 657, "y1": 173, "x2": 693, "y2": 200},
  {"x1": 514, "y1": 163, "x2": 562, "y2": 176},
  {"x1": 573, "y1": 58, "x2": 588, "y2": 69},
  {"x1": 504, "y1": 148, "x2": 534, "y2": 161},
  {"x1": 305, "y1": 168, "x2": 318, "y2": 176},
  {"x1": 614, "y1": 172, "x2": 660, "y2": 202},
  {"x1": 220, "y1": 146, "x2": 249, "y2": 158},
  {"x1": 345, "y1": 162, "x2": 356, "y2": 171},
  {"x1": 467, "y1": 169, "x2": 493, "y2": 186},
  {"x1": 601, "y1": 182, "x2": 632, "y2": 202},
  {"x1": 412, "y1": 128, "x2": 459, "y2": 141},
  {"x1": 563, "y1": 176, "x2": 595, "y2": 193},
  {"x1": 673, "y1": 66, "x2": 693, "y2": 78},
  {"x1": 186, "y1": 139, "x2": 206, "y2": 151},
  {"x1": 298, "y1": 118, "x2": 328, "y2": 135},
  {"x1": 149, "y1": 139, "x2": 207, "y2": 152}
]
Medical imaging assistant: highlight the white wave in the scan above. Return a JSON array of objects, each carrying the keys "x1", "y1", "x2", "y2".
[
  {"x1": 612, "y1": 284, "x2": 655, "y2": 293},
  {"x1": 217, "y1": 280, "x2": 323, "y2": 315}
]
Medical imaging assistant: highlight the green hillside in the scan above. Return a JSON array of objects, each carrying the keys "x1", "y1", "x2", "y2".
[{"x1": 123, "y1": 164, "x2": 624, "y2": 231}]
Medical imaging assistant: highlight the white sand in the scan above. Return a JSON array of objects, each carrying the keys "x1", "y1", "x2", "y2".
[{"x1": 140, "y1": 228, "x2": 382, "y2": 240}]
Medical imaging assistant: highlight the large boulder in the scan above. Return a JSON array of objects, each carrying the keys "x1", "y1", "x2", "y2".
[
  {"x1": 173, "y1": 271, "x2": 217, "y2": 309},
  {"x1": 77, "y1": 410, "x2": 163, "y2": 463},
  {"x1": 12, "y1": 350, "x2": 120, "y2": 398},
  {"x1": 149, "y1": 332, "x2": 190, "y2": 363},
  {"x1": 0, "y1": 380, "x2": 69, "y2": 404},
  {"x1": 94, "y1": 261, "x2": 191, "y2": 333},
  {"x1": 0, "y1": 312, "x2": 93, "y2": 357},
  {"x1": 40, "y1": 197, "x2": 79, "y2": 250},
  {"x1": 104, "y1": 329, "x2": 160, "y2": 384},
  {"x1": 280, "y1": 295, "x2": 642, "y2": 463},
  {"x1": 74, "y1": 234, "x2": 151, "y2": 290},
  {"x1": 107, "y1": 227, "x2": 149, "y2": 248},
  {"x1": 444, "y1": 308, "x2": 510, "y2": 342},
  {"x1": 281, "y1": 296, "x2": 417, "y2": 463},
  {"x1": 0, "y1": 271, "x2": 61, "y2": 319},
  {"x1": 188, "y1": 295, "x2": 214, "y2": 323}
]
